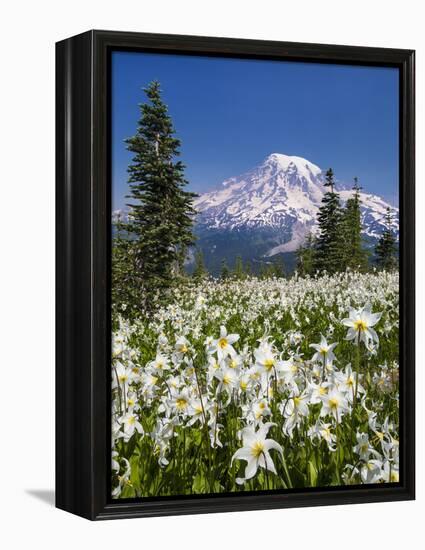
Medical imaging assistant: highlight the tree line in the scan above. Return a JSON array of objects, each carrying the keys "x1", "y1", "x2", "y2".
[
  {"x1": 193, "y1": 251, "x2": 286, "y2": 281},
  {"x1": 295, "y1": 168, "x2": 398, "y2": 277}
]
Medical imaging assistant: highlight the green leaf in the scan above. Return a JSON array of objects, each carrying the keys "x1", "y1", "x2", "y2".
[
  {"x1": 192, "y1": 473, "x2": 206, "y2": 494},
  {"x1": 308, "y1": 461, "x2": 318, "y2": 487}
]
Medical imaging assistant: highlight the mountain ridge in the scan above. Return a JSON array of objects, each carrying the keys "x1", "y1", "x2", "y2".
[{"x1": 194, "y1": 153, "x2": 398, "y2": 254}]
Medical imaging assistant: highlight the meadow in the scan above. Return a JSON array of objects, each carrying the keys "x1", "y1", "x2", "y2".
[{"x1": 111, "y1": 270, "x2": 399, "y2": 498}]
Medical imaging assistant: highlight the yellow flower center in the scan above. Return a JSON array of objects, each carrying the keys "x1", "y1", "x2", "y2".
[
  {"x1": 240, "y1": 380, "x2": 248, "y2": 391},
  {"x1": 319, "y1": 387, "x2": 327, "y2": 395},
  {"x1": 329, "y1": 398, "x2": 339, "y2": 409},
  {"x1": 218, "y1": 338, "x2": 228, "y2": 349},
  {"x1": 354, "y1": 319, "x2": 367, "y2": 331},
  {"x1": 251, "y1": 441, "x2": 265, "y2": 458},
  {"x1": 176, "y1": 398, "x2": 188, "y2": 410},
  {"x1": 264, "y1": 358, "x2": 275, "y2": 371},
  {"x1": 320, "y1": 347, "x2": 328, "y2": 355},
  {"x1": 118, "y1": 375, "x2": 128, "y2": 383},
  {"x1": 127, "y1": 416, "x2": 135, "y2": 425},
  {"x1": 180, "y1": 345, "x2": 188, "y2": 353},
  {"x1": 229, "y1": 359, "x2": 238, "y2": 369},
  {"x1": 128, "y1": 398, "x2": 135, "y2": 407},
  {"x1": 223, "y1": 374, "x2": 231, "y2": 385},
  {"x1": 293, "y1": 396, "x2": 301, "y2": 407}
]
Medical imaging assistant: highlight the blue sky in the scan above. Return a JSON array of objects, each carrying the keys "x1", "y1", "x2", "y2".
[{"x1": 111, "y1": 51, "x2": 399, "y2": 210}]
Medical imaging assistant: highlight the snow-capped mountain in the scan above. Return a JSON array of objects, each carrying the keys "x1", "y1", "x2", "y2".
[{"x1": 194, "y1": 153, "x2": 398, "y2": 257}]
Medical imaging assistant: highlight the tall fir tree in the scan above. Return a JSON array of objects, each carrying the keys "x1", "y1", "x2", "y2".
[
  {"x1": 220, "y1": 258, "x2": 230, "y2": 280},
  {"x1": 111, "y1": 212, "x2": 141, "y2": 322},
  {"x1": 116, "y1": 81, "x2": 197, "y2": 313},
  {"x1": 296, "y1": 232, "x2": 315, "y2": 277},
  {"x1": 339, "y1": 177, "x2": 368, "y2": 271},
  {"x1": 233, "y1": 255, "x2": 245, "y2": 279},
  {"x1": 259, "y1": 262, "x2": 275, "y2": 279},
  {"x1": 313, "y1": 168, "x2": 343, "y2": 274},
  {"x1": 193, "y1": 248, "x2": 207, "y2": 279},
  {"x1": 273, "y1": 256, "x2": 285, "y2": 278},
  {"x1": 244, "y1": 260, "x2": 252, "y2": 277},
  {"x1": 375, "y1": 207, "x2": 398, "y2": 271}
]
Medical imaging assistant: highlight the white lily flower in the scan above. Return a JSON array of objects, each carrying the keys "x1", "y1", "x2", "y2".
[
  {"x1": 147, "y1": 353, "x2": 170, "y2": 375},
  {"x1": 342, "y1": 303, "x2": 382, "y2": 346},
  {"x1": 232, "y1": 422, "x2": 283, "y2": 485},
  {"x1": 119, "y1": 412, "x2": 144, "y2": 442},
  {"x1": 213, "y1": 325, "x2": 239, "y2": 360},
  {"x1": 320, "y1": 388, "x2": 349, "y2": 421},
  {"x1": 309, "y1": 334, "x2": 337, "y2": 364}
]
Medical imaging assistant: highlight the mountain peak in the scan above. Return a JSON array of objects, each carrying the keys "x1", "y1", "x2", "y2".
[
  {"x1": 194, "y1": 152, "x2": 399, "y2": 251},
  {"x1": 263, "y1": 152, "x2": 322, "y2": 178}
]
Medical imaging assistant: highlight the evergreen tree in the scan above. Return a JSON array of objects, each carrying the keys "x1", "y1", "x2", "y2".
[
  {"x1": 111, "y1": 212, "x2": 141, "y2": 321},
  {"x1": 375, "y1": 207, "x2": 398, "y2": 270},
  {"x1": 259, "y1": 263, "x2": 267, "y2": 279},
  {"x1": 116, "y1": 81, "x2": 197, "y2": 312},
  {"x1": 313, "y1": 168, "x2": 343, "y2": 274},
  {"x1": 339, "y1": 177, "x2": 368, "y2": 271},
  {"x1": 220, "y1": 258, "x2": 230, "y2": 280},
  {"x1": 234, "y1": 255, "x2": 245, "y2": 279},
  {"x1": 193, "y1": 249, "x2": 207, "y2": 279},
  {"x1": 244, "y1": 260, "x2": 252, "y2": 277},
  {"x1": 296, "y1": 232, "x2": 315, "y2": 276},
  {"x1": 273, "y1": 256, "x2": 285, "y2": 278},
  {"x1": 259, "y1": 263, "x2": 275, "y2": 279}
]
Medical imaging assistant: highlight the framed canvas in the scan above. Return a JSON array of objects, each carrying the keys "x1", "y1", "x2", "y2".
[{"x1": 56, "y1": 30, "x2": 415, "y2": 520}]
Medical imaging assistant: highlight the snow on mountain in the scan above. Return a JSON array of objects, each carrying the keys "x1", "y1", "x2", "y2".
[
  {"x1": 194, "y1": 153, "x2": 398, "y2": 255},
  {"x1": 112, "y1": 209, "x2": 127, "y2": 222}
]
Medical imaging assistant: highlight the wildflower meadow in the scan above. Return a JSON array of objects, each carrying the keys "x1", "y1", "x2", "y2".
[{"x1": 111, "y1": 270, "x2": 399, "y2": 498}]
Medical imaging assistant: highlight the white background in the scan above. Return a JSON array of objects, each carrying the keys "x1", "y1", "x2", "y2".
[{"x1": 0, "y1": 0, "x2": 422, "y2": 547}]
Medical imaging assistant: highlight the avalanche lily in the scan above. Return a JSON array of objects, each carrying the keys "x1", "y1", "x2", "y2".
[
  {"x1": 232, "y1": 422, "x2": 283, "y2": 484},
  {"x1": 342, "y1": 303, "x2": 382, "y2": 346},
  {"x1": 213, "y1": 326, "x2": 239, "y2": 360}
]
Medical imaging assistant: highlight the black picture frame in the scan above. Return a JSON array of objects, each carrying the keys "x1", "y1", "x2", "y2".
[{"x1": 56, "y1": 30, "x2": 415, "y2": 520}]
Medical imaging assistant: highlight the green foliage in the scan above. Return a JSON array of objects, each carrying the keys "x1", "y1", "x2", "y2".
[
  {"x1": 339, "y1": 178, "x2": 369, "y2": 272},
  {"x1": 375, "y1": 207, "x2": 398, "y2": 271},
  {"x1": 313, "y1": 168, "x2": 343, "y2": 274},
  {"x1": 112, "y1": 81, "x2": 197, "y2": 317},
  {"x1": 258, "y1": 258, "x2": 285, "y2": 279},
  {"x1": 273, "y1": 255, "x2": 286, "y2": 278},
  {"x1": 111, "y1": 215, "x2": 141, "y2": 322},
  {"x1": 220, "y1": 258, "x2": 230, "y2": 279},
  {"x1": 244, "y1": 260, "x2": 252, "y2": 277},
  {"x1": 307, "y1": 171, "x2": 369, "y2": 276},
  {"x1": 233, "y1": 254, "x2": 245, "y2": 279},
  {"x1": 296, "y1": 232, "x2": 315, "y2": 276},
  {"x1": 193, "y1": 249, "x2": 207, "y2": 280}
]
